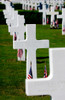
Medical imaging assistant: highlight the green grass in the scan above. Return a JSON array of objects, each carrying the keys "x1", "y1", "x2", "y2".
[
  {"x1": 0, "y1": 24, "x2": 65, "y2": 100},
  {"x1": 17, "y1": 9, "x2": 38, "y2": 12},
  {"x1": 0, "y1": 9, "x2": 3, "y2": 11}
]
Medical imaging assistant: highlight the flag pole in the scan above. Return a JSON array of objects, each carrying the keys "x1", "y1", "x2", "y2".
[
  {"x1": 45, "y1": 60, "x2": 46, "y2": 65},
  {"x1": 30, "y1": 62, "x2": 32, "y2": 67}
]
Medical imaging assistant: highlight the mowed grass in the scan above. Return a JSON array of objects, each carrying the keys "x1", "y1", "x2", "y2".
[{"x1": 0, "y1": 24, "x2": 65, "y2": 100}]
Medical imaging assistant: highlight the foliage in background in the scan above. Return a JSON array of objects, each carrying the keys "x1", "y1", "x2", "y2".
[
  {"x1": 0, "y1": 11, "x2": 6, "y2": 25},
  {"x1": 0, "y1": 4, "x2": 6, "y2": 25},
  {"x1": 0, "y1": 3, "x2": 5, "y2": 9},
  {"x1": 14, "y1": 3, "x2": 22, "y2": 10},
  {"x1": 18, "y1": 10, "x2": 42, "y2": 24}
]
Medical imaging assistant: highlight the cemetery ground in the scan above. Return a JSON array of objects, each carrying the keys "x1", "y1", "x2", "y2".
[{"x1": 0, "y1": 24, "x2": 65, "y2": 100}]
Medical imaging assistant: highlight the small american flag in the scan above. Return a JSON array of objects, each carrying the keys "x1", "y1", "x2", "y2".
[
  {"x1": 30, "y1": 8, "x2": 32, "y2": 10},
  {"x1": 47, "y1": 18, "x2": 49, "y2": 24},
  {"x1": 43, "y1": 18, "x2": 45, "y2": 23},
  {"x1": 17, "y1": 49, "x2": 23, "y2": 58},
  {"x1": 27, "y1": 65, "x2": 33, "y2": 79},
  {"x1": 63, "y1": 27, "x2": 65, "y2": 32},
  {"x1": 14, "y1": 32, "x2": 17, "y2": 41},
  {"x1": 44, "y1": 64, "x2": 47, "y2": 78}
]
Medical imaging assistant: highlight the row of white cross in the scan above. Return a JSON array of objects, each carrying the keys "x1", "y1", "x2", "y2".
[
  {"x1": 39, "y1": 3, "x2": 65, "y2": 36},
  {"x1": 1, "y1": 0, "x2": 64, "y2": 11},
  {"x1": 3, "y1": 0, "x2": 65, "y2": 35},
  {"x1": 1, "y1": 0, "x2": 65, "y2": 100},
  {"x1": 3, "y1": 1, "x2": 49, "y2": 78},
  {"x1": 11, "y1": 0, "x2": 64, "y2": 9},
  {"x1": 39, "y1": 3, "x2": 59, "y2": 25},
  {"x1": 1, "y1": 0, "x2": 65, "y2": 30}
]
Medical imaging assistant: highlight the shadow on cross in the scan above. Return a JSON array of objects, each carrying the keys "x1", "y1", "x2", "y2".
[{"x1": 36, "y1": 56, "x2": 49, "y2": 64}]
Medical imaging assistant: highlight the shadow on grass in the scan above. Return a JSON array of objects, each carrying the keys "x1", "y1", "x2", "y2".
[
  {"x1": 36, "y1": 56, "x2": 49, "y2": 64},
  {"x1": 50, "y1": 28, "x2": 61, "y2": 29},
  {"x1": 37, "y1": 56, "x2": 49, "y2": 59}
]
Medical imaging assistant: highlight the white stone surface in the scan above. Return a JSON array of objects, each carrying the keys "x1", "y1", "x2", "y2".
[
  {"x1": 3, "y1": 4, "x2": 12, "y2": 19},
  {"x1": 6, "y1": 11, "x2": 18, "y2": 35},
  {"x1": 57, "y1": 8, "x2": 65, "y2": 35},
  {"x1": 39, "y1": 3, "x2": 47, "y2": 25},
  {"x1": 10, "y1": 11, "x2": 18, "y2": 35},
  {"x1": 26, "y1": 48, "x2": 65, "y2": 100},
  {"x1": 6, "y1": 8, "x2": 14, "y2": 33},
  {"x1": 6, "y1": 8, "x2": 14, "y2": 24},
  {"x1": 13, "y1": 24, "x2": 49, "y2": 78},
  {"x1": 3, "y1": 1, "x2": 10, "y2": 15},
  {"x1": 12, "y1": 15, "x2": 25, "y2": 61}
]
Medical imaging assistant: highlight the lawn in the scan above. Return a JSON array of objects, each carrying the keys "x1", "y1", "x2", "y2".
[{"x1": 0, "y1": 24, "x2": 65, "y2": 100}]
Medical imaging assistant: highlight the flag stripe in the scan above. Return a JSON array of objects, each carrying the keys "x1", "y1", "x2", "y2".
[
  {"x1": 27, "y1": 66, "x2": 33, "y2": 79},
  {"x1": 44, "y1": 64, "x2": 47, "y2": 78}
]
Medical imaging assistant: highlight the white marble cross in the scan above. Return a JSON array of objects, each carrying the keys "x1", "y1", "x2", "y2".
[
  {"x1": 5, "y1": 8, "x2": 15, "y2": 32},
  {"x1": 6, "y1": 8, "x2": 14, "y2": 23},
  {"x1": 10, "y1": 13, "x2": 18, "y2": 36},
  {"x1": 6, "y1": 11, "x2": 18, "y2": 34},
  {"x1": 59, "y1": 4, "x2": 62, "y2": 10},
  {"x1": 11, "y1": 15, "x2": 26, "y2": 61},
  {"x1": 26, "y1": 48, "x2": 65, "y2": 100},
  {"x1": 3, "y1": 3, "x2": 12, "y2": 19},
  {"x1": 13, "y1": 24, "x2": 49, "y2": 78},
  {"x1": 5, "y1": 6, "x2": 14, "y2": 18},
  {"x1": 47, "y1": 6, "x2": 59, "y2": 23},
  {"x1": 3, "y1": 1, "x2": 11, "y2": 15},
  {"x1": 9, "y1": 11, "x2": 18, "y2": 35},
  {"x1": 57, "y1": 8, "x2": 65, "y2": 35},
  {"x1": 39, "y1": 4, "x2": 58, "y2": 25},
  {"x1": 39, "y1": 3, "x2": 47, "y2": 25},
  {"x1": 1, "y1": 0, "x2": 5, "y2": 3}
]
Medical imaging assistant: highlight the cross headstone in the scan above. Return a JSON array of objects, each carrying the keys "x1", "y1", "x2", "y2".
[
  {"x1": 5, "y1": 8, "x2": 15, "y2": 33},
  {"x1": 6, "y1": 11, "x2": 18, "y2": 34},
  {"x1": 4, "y1": 2, "x2": 14, "y2": 19},
  {"x1": 21, "y1": 1, "x2": 25, "y2": 10},
  {"x1": 37, "y1": 2, "x2": 42, "y2": 10},
  {"x1": 13, "y1": 24, "x2": 49, "y2": 78},
  {"x1": 3, "y1": 3, "x2": 12, "y2": 19},
  {"x1": 26, "y1": 48, "x2": 65, "y2": 100},
  {"x1": 12, "y1": 15, "x2": 26, "y2": 61},
  {"x1": 27, "y1": 3, "x2": 30, "y2": 10},
  {"x1": 39, "y1": 4, "x2": 58, "y2": 25},
  {"x1": 39, "y1": 3, "x2": 47, "y2": 25},
  {"x1": 34, "y1": 2, "x2": 37, "y2": 10},
  {"x1": 6, "y1": 8, "x2": 14, "y2": 22},
  {"x1": 59, "y1": 4, "x2": 62, "y2": 10},
  {"x1": 47, "y1": 6, "x2": 59, "y2": 23},
  {"x1": 1, "y1": 0, "x2": 5, "y2": 4},
  {"x1": 57, "y1": 8, "x2": 65, "y2": 35},
  {"x1": 9, "y1": 11, "x2": 18, "y2": 35},
  {"x1": 3, "y1": 1, "x2": 10, "y2": 15},
  {"x1": 11, "y1": 0, "x2": 20, "y2": 3}
]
